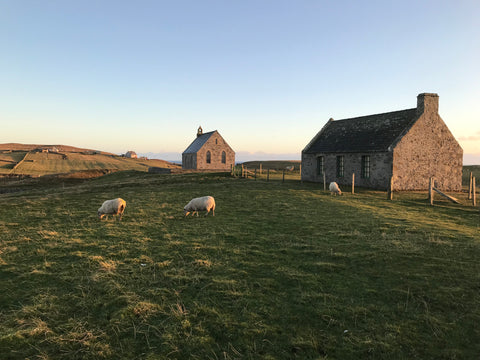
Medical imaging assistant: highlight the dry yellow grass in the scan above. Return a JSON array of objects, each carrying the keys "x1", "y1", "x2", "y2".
[{"x1": 0, "y1": 144, "x2": 180, "y2": 176}]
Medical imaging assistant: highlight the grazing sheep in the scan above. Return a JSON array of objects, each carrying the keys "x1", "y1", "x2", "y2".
[
  {"x1": 329, "y1": 182, "x2": 342, "y2": 196},
  {"x1": 184, "y1": 196, "x2": 215, "y2": 217},
  {"x1": 98, "y1": 198, "x2": 126, "y2": 220}
]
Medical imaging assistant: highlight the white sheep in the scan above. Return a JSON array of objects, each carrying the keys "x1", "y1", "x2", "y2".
[
  {"x1": 329, "y1": 182, "x2": 342, "y2": 196},
  {"x1": 98, "y1": 198, "x2": 126, "y2": 220},
  {"x1": 184, "y1": 196, "x2": 215, "y2": 217}
]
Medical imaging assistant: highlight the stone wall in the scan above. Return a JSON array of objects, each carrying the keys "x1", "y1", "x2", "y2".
[
  {"x1": 302, "y1": 152, "x2": 392, "y2": 189},
  {"x1": 393, "y1": 113, "x2": 463, "y2": 191},
  {"x1": 182, "y1": 153, "x2": 197, "y2": 169},
  {"x1": 148, "y1": 167, "x2": 172, "y2": 174},
  {"x1": 196, "y1": 132, "x2": 235, "y2": 170}
]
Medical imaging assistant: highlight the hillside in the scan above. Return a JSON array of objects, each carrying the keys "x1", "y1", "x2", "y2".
[
  {"x1": 241, "y1": 160, "x2": 301, "y2": 171},
  {"x1": 0, "y1": 143, "x2": 114, "y2": 154},
  {"x1": 0, "y1": 143, "x2": 180, "y2": 177}
]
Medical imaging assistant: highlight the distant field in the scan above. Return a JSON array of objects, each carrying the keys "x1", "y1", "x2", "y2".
[
  {"x1": 0, "y1": 143, "x2": 114, "y2": 154},
  {"x1": 241, "y1": 160, "x2": 301, "y2": 171},
  {"x1": 0, "y1": 171, "x2": 479, "y2": 359},
  {"x1": 0, "y1": 148, "x2": 180, "y2": 176}
]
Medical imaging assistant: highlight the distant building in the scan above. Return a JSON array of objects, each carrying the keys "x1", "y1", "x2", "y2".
[
  {"x1": 37, "y1": 147, "x2": 59, "y2": 153},
  {"x1": 182, "y1": 126, "x2": 235, "y2": 170},
  {"x1": 125, "y1": 151, "x2": 137, "y2": 159},
  {"x1": 302, "y1": 93, "x2": 463, "y2": 191}
]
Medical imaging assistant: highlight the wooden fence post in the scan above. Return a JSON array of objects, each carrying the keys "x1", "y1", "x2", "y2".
[
  {"x1": 254, "y1": 168, "x2": 257, "y2": 181},
  {"x1": 241, "y1": 164, "x2": 244, "y2": 178},
  {"x1": 388, "y1": 176, "x2": 394, "y2": 200},
  {"x1": 429, "y1": 177, "x2": 434, "y2": 205},
  {"x1": 323, "y1": 172, "x2": 326, "y2": 191},
  {"x1": 267, "y1": 169, "x2": 270, "y2": 182},
  {"x1": 352, "y1": 173, "x2": 355, "y2": 194},
  {"x1": 260, "y1": 164, "x2": 262, "y2": 175},
  {"x1": 469, "y1": 172, "x2": 473, "y2": 200},
  {"x1": 282, "y1": 170, "x2": 285, "y2": 183},
  {"x1": 473, "y1": 177, "x2": 476, "y2": 207}
]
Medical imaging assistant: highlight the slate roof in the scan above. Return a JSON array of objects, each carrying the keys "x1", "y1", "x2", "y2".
[
  {"x1": 182, "y1": 131, "x2": 216, "y2": 154},
  {"x1": 303, "y1": 108, "x2": 418, "y2": 154}
]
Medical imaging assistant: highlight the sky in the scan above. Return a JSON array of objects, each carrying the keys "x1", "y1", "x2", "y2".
[{"x1": 1, "y1": 0, "x2": 479, "y2": 163}]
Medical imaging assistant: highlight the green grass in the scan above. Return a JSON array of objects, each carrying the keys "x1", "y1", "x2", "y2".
[
  {"x1": 463, "y1": 165, "x2": 480, "y2": 187},
  {"x1": 241, "y1": 160, "x2": 301, "y2": 170},
  {"x1": 0, "y1": 172, "x2": 479, "y2": 359}
]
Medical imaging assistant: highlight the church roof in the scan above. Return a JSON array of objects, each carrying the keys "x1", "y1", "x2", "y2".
[
  {"x1": 303, "y1": 108, "x2": 418, "y2": 154},
  {"x1": 182, "y1": 131, "x2": 216, "y2": 154}
]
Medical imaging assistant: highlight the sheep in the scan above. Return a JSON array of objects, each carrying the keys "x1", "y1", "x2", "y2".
[
  {"x1": 98, "y1": 198, "x2": 126, "y2": 220},
  {"x1": 329, "y1": 182, "x2": 342, "y2": 196},
  {"x1": 184, "y1": 196, "x2": 215, "y2": 217}
]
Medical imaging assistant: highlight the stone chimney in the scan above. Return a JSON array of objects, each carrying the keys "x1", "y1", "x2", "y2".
[
  {"x1": 416, "y1": 93, "x2": 439, "y2": 116},
  {"x1": 197, "y1": 126, "x2": 203, "y2": 137}
]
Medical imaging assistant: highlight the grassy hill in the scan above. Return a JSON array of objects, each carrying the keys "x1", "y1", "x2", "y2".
[
  {"x1": 0, "y1": 143, "x2": 180, "y2": 177},
  {"x1": 0, "y1": 143, "x2": 115, "y2": 154},
  {"x1": 0, "y1": 172, "x2": 479, "y2": 359},
  {"x1": 241, "y1": 160, "x2": 301, "y2": 171}
]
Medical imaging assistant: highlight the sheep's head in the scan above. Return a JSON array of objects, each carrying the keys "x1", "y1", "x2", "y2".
[{"x1": 98, "y1": 211, "x2": 105, "y2": 219}]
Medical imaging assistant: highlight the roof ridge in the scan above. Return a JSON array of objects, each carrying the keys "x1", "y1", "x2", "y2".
[{"x1": 333, "y1": 108, "x2": 416, "y2": 123}]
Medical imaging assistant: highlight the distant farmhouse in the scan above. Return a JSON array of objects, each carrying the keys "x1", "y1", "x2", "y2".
[
  {"x1": 182, "y1": 127, "x2": 235, "y2": 170},
  {"x1": 302, "y1": 93, "x2": 463, "y2": 191},
  {"x1": 125, "y1": 151, "x2": 137, "y2": 159}
]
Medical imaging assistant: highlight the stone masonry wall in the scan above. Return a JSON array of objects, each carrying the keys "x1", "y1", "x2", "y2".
[
  {"x1": 196, "y1": 133, "x2": 235, "y2": 171},
  {"x1": 182, "y1": 153, "x2": 197, "y2": 170},
  {"x1": 392, "y1": 113, "x2": 463, "y2": 191},
  {"x1": 302, "y1": 152, "x2": 393, "y2": 189}
]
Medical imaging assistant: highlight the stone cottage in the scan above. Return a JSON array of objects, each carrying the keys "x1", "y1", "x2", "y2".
[
  {"x1": 182, "y1": 127, "x2": 235, "y2": 170},
  {"x1": 125, "y1": 151, "x2": 137, "y2": 159},
  {"x1": 302, "y1": 93, "x2": 463, "y2": 191}
]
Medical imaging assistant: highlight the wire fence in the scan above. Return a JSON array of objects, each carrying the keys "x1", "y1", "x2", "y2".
[{"x1": 231, "y1": 164, "x2": 301, "y2": 182}]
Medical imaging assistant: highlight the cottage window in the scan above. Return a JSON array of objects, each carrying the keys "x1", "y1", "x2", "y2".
[
  {"x1": 361, "y1": 155, "x2": 370, "y2": 179},
  {"x1": 336, "y1": 156, "x2": 344, "y2": 177},
  {"x1": 316, "y1": 156, "x2": 324, "y2": 176},
  {"x1": 206, "y1": 151, "x2": 211, "y2": 164},
  {"x1": 221, "y1": 151, "x2": 226, "y2": 164}
]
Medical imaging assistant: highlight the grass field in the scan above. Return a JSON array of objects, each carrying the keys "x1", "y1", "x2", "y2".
[
  {"x1": 0, "y1": 172, "x2": 479, "y2": 359},
  {"x1": 0, "y1": 151, "x2": 179, "y2": 176},
  {"x1": 241, "y1": 160, "x2": 301, "y2": 171}
]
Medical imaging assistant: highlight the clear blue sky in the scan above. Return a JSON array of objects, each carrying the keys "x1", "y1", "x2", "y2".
[{"x1": 1, "y1": 0, "x2": 479, "y2": 163}]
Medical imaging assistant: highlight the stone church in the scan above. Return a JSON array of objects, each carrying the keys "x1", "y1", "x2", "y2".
[
  {"x1": 301, "y1": 93, "x2": 463, "y2": 191},
  {"x1": 182, "y1": 127, "x2": 235, "y2": 171}
]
